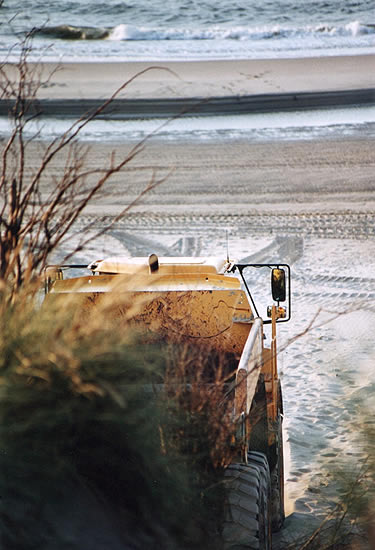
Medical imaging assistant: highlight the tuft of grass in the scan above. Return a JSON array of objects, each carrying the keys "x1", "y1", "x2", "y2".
[{"x1": 0, "y1": 286, "x2": 239, "y2": 549}]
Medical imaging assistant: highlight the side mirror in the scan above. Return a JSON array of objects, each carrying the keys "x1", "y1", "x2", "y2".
[
  {"x1": 44, "y1": 266, "x2": 63, "y2": 294},
  {"x1": 271, "y1": 268, "x2": 286, "y2": 302}
]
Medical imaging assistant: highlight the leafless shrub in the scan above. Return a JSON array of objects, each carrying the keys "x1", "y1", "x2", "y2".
[
  {"x1": 163, "y1": 339, "x2": 239, "y2": 469},
  {"x1": 0, "y1": 32, "x2": 171, "y2": 295}
]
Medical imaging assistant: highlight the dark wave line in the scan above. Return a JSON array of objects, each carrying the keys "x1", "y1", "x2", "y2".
[{"x1": 36, "y1": 25, "x2": 110, "y2": 41}]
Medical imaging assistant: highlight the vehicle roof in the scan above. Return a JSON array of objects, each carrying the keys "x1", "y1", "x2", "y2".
[{"x1": 89, "y1": 256, "x2": 231, "y2": 275}]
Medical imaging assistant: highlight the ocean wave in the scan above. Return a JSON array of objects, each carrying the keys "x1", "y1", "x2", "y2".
[
  {"x1": 37, "y1": 25, "x2": 110, "y2": 41},
  {"x1": 35, "y1": 21, "x2": 375, "y2": 42},
  {"x1": 108, "y1": 21, "x2": 375, "y2": 41}
]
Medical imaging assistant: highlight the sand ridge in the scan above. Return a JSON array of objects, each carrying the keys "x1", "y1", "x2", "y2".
[
  {"x1": 22, "y1": 55, "x2": 375, "y2": 99},
  {"x1": 1, "y1": 55, "x2": 375, "y2": 118}
]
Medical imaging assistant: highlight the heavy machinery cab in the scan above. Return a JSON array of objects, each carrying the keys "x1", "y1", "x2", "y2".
[
  {"x1": 45, "y1": 254, "x2": 291, "y2": 547},
  {"x1": 45, "y1": 254, "x2": 290, "y2": 430}
]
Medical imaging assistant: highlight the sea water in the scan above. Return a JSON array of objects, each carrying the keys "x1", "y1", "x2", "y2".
[
  {"x1": 0, "y1": 1, "x2": 374, "y2": 141},
  {"x1": 0, "y1": 0, "x2": 374, "y2": 62},
  {"x1": 1, "y1": 105, "x2": 374, "y2": 143}
]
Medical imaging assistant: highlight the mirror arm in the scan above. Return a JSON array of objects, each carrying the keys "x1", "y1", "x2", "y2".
[
  {"x1": 235, "y1": 265, "x2": 261, "y2": 319},
  {"x1": 233, "y1": 263, "x2": 292, "y2": 324}
]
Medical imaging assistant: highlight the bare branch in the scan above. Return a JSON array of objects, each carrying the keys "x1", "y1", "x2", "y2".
[
  {"x1": 0, "y1": 34, "x2": 182, "y2": 293},
  {"x1": 63, "y1": 167, "x2": 175, "y2": 262}
]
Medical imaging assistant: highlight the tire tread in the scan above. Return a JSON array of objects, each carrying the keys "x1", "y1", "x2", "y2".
[{"x1": 223, "y1": 452, "x2": 271, "y2": 550}]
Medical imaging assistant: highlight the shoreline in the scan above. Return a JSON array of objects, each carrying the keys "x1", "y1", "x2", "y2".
[
  {"x1": 1, "y1": 54, "x2": 374, "y2": 117},
  {"x1": 1, "y1": 88, "x2": 374, "y2": 118}
]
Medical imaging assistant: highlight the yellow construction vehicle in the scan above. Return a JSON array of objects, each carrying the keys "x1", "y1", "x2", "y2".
[{"x1": 44, "y1": 254, "x2": 291, "y2": 549}]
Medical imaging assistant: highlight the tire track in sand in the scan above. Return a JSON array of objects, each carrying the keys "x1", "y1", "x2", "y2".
[{"x1": 77, "y1": 211, "x2": 375, "y2": 240}]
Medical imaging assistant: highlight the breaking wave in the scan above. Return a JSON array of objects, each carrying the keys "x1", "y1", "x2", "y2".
[{"x1": 36, "y1": 21, "x2": 375, "y2": 42}]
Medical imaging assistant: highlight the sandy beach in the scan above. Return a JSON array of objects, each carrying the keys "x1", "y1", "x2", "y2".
[
  {"x1": 1, "y1": 54, "x2": 375, "y2": 117},
  {"x1": 1, "y1": 0, "x2": 375, "y2": 541},
  {"x1": 30, "y1": 138, "x2": 375, "y2": 217},
  {"x1": 26, "y1": 55, "x2": 375, "y2": 98}
]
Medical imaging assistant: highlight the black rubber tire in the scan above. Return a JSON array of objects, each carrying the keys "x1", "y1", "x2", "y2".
[
  {"x1": 222, "y1": 452, "x2": 272, "y2": 550},
  {"x1": 271, "y1": 383, "x2": 285, "y2": 532}
]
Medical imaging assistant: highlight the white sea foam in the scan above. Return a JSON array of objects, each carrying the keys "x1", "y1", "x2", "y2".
[
  {"x1": 346, "y1": 20, "x2": 374, "y2": 36},
  {"x1": 1, "y1": 106, "x2": 374, "y2": 143},
  {"x1": 107, "y1": 21, "x2": 375, "y2": 42},
  {"x1": 2, "y1": 0, "x2": 375, "y2": 61},
  {"x1": 2, "y1": 19, "x2": 374, "y2": 62},
  {"x1": 109, "y1": 24, "x2": 149, "y2": 41}
]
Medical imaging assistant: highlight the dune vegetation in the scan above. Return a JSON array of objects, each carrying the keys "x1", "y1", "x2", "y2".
[{"x1": 0, "y1": 284, "x2": 242, "y2": 548}]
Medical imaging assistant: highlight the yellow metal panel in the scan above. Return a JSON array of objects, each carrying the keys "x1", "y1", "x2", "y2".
[
  {"x1": 50, "y1": 272, "x2": 243, "y2": 293},
  {"x1": 46, "y1": 256, "x2": 255, "y2": 355},
  {"x1": 47, "y1": 285, "x2": 253, "y2": 355}
]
